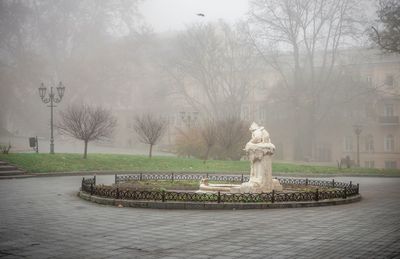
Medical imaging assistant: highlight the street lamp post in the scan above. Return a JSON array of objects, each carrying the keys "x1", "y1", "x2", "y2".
[
  {"x1": 353, "y1": 124, "x2": 363, "y2": 167},
  {"x1": 38, "y1": 82, "x2": 66, "y2": 154}
]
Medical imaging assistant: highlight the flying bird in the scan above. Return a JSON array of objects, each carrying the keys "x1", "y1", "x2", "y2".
[{"x1": 196, "y1": 13, "x2": 205, "y2": 17}]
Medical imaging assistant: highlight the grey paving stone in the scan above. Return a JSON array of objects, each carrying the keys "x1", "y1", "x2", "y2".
[{"x1": 0, "y1": 176, "x2": 400, "y2": 258}]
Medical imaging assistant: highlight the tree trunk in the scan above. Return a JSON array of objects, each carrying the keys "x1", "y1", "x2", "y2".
[
  {"x1": 203, "y1": 146, "x2": 211, "y2": 164},
  {"x1": 83, "y1": 140, "x2": 88, "y2": 159},
  {"x1": 293, "y1": 108, "x2": 315, "y2": 161},
  {"x1": 149, "y1": 144, "x2": 153, "y2": 158}
]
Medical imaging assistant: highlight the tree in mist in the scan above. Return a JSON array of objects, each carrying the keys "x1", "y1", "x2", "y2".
[
  {"x1": 249, "y1": 0, "x2": 365, "y2": 160},
  {"x1": 166, "y1": 21, "x2": 260, "y2": 119},
  {"x1": 133, "y1": 114, "x2": 168, "y2": 158},
  {"x1": 199, "y1": 119, "x2": 217, "y2": 163},
  {"x1": 174, "y1": 117, "x2": 248, "y2": 161},
  {"x1": 215, "y1": 117, "x2": 248, "y2": 160},
  {"x1": 57, "y1": 104, "x2": 116, "y2": 159},
  {"x1": 175, "y1": 128, "x2": 204, "y2": 158},
  {"x1": 371, "y1": 0, "x2": 400, "y2": 54},
  {"x1": 0, "y1": 0, "x2": 149, "y2": 135}
]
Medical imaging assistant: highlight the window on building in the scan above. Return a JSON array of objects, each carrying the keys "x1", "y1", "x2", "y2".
[
  {"x1": 384, "y1": 134, "x2": 395, "y2": 152},
  {"x1": 176, "y1": 113, "x2": 182, "y2": 127},
  {"x1": 384, "y1": 104, "x2": 394, "y2": 117},
  {"x1": 242, "y1": 106, "x2": 249, "y2": 121},
  {"x1": 385, "y1": 161, "x2": 397, "y2": 169},
  {"x1": 385, "y1": 74, "x2": 394, "y2": 86},
  {"x1": 344, "y1": 136, "x2": 353, "y2": 152},
  {"x1": 314, "y1": 143, "x2": 332, "y2": 162},
  {"x1": 366, "y1": 75, "x2": 372, "y2": 85},
  {"x1": 274, "y1": 143, "x2": 284, "y2": 160},
  {"x1": 364, "y1": 161, "x2": 375, "y2": 168},
  {"x1": 258, "y1": 106, "x2": 266, "y2": 122},
  {"x1": 365, "y1": 135, "x2": 374, "y2": 152},
  {"x1": 365, "y1": 103, "x2": 375, "y2": 118},
  {"x1": 257, "y1": 79, "x2": 267, "y2": 90}
]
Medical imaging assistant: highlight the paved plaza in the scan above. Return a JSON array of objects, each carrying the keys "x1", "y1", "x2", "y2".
[{"x1": 0, "y1": 176, "x2": 399, "y2": 258}]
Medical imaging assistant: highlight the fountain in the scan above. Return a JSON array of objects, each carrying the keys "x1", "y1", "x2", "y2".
[{"x1": 199, "y1": 122, "x2": 282, "y2": 193}]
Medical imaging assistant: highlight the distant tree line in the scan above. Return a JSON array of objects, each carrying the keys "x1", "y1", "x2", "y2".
[{"x1": 1, "y1": 0, "x2": 398, "y2": 163}]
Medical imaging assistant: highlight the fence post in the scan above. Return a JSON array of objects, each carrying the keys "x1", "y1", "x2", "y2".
[
  {"x1": 349, "y1": 181, "x2": 352, "y2": 187},
  {"x1": 116, "y1": 188, "x2": 120, "y2": 199},
  {"x1": 315, "y1": 188, "x2": 319, "y2": 201},
  {"x1": 140, "y1": 173, "x2": 142, "y2": 181},
  {"x1": 94, "y1": 175, "x2": 96, "y2": 185},
  {"x1": 332, "y1": 179, "x2": 335, "y2": 188},
  {"x1": 115, "y1": 174, "x2": 117, "y2": 184},
  {"x1": 305, "y1": 178, "x2": 308, "y2": 186},
  {"x1": 217, "y1": 191, "x2": 221, "y2": 203},
  {"x1": 241, "y1": 174, "x2": 244, "y2": 183},
  {"x1": 171, "y1": 172, "x2": 174, "y2": 182},
  {"x1": 206, "y1": 173, "x2": 209, "y2": 178},
  {"x1": 271, "y1": 190, "x2": 275, "y2": 203},
  {"x1": 357, "y1": 183, "x2": 359, "y2": 194},
  {"x1": 344, "y1": 187, "x2": 347, "y2": 199},
  {"x1": 81, "y1": 177, "x2": 84, "y2": 190},
  {"x1": 162, "y1": 190, "x2": 166, "y2": 202},
  {"x1": 90, "y1": 183, "x2": 94, "y2": 195}
]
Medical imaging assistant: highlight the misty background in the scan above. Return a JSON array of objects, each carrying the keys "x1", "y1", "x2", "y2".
[{"x1": 0, "y1": 0, "x2": 399, "y2": 168}]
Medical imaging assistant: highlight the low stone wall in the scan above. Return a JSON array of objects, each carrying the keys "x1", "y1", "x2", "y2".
[
  {"x1": 78, "y1": 191, "x2": 361, "y2": 210},
  {"x1": 79, "y1": 174, "x2": 361, "y2": 209}
]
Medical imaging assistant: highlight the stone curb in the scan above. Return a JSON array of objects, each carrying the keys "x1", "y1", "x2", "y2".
[
  {"x1": 78, "y1": 191, "x2": 362, "y2": 210},
  {"x1": 0, "y1": 170, "x2": 398, "y2": 180}
]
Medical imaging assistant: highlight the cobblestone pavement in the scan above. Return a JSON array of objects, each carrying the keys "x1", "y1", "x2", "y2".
[{"x1": 0, "y1": 176, "x2": 399, "y2": 259}]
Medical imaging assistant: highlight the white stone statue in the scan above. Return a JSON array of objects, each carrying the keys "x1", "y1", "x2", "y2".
[
  {"x1": 198, "y1": 122, "x2": 282, "y2": 194},
  {"x1": 232, "y1": 122, "x2": 282, "y2": 193},
  {"x1": 245, "y1": 122, "x2": 275, "y2": 154}
]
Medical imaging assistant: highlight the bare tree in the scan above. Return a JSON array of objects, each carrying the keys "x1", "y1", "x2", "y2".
[
  {"x1": 0, "y1": 1, "x2": 148, "y2": 136},
  {"x1": 199, "y1": 119, "x2": 217, "y2": 163},
  {"x1": 165, "y1": 21, "x2": 260, "y2": 119},
  {"x1": 174, "y1": 118, "x2": 247, "y2": 161},
  {"x1": 249, "y1": 0, "x2": 365, "y2": 160},
  {"x1": 371, "y1": 0, "x2": 400, "y2": 54},
  {"x1": 215, "y1": 117, "x2": 248, "y2": 160},
  {"x1": 133, "y1": 114, "x2": 168, "y2": 158},
  {"x1": 57, "y1": 104, "x2": 116, "y2": 159},
  {"x1": 174, "y1": 127, "x2": 204, "y2": 158}
]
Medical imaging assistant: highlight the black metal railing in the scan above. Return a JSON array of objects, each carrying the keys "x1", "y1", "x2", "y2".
[
  {"x1": 81, "y1": 173, "x2": 359, "y2": 204},
  {"x1": 114, "y1": 173, "x2": 248, "y2": 184}
]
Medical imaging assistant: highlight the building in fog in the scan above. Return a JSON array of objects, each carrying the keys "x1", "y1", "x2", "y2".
[
  {"x1": 331, "y1": 50, "x2": 400, "y2": 169},
  {"x1": 241, "y1": 49, "x2": 400, "y2": 169},
  {"x1": 118, "y1": 47, "x2": 399, "y2": 169}
]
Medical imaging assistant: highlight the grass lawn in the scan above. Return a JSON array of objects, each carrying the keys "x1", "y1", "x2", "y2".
[{"x1": 0, "y1": 153, "x2": 399, "y2": 176}]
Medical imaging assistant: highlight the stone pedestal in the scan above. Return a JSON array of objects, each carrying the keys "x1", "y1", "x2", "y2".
[{"x1": 231, "y1": 142, "x2": 282, "y2": 194}]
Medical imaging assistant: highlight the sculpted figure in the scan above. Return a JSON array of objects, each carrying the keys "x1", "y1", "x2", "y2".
[
  {"x1": 235, "y1": 122, "x2": 282, "y2": 193},
  {"x1": 245, "y1": 122, "x2": 275, "y2": 155},
  {"x1": 249, "y1": 122, "x2": 270, "y2": 144}
]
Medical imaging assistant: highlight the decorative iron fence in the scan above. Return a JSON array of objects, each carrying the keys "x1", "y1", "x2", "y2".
[
  {"x1": 114, "y1": 173, "x2": 248, "y2": 184},
  {"x1": 81, "y1": 173, "x2": 359, "y2": 204}
]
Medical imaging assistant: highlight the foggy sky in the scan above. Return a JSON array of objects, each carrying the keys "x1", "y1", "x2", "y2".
[
  {"x1": 0, "y1": 0, "x2": 397, "y2": 165},
  {"x1": 139, "y1": 0, "x2": 249, "y2": 32}
]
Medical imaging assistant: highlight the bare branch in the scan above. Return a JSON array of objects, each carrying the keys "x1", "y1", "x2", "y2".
[
  {"x1": 133, "y1": 113, "x2": 168, "y2": 158},
  {"x1": 56, "y1": 104, "x2": 116, "y2": 158}
]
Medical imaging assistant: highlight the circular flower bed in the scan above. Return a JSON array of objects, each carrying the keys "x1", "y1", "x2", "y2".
[{"x1": 79, "y1": 173, "x2": 361, "y2": 209}]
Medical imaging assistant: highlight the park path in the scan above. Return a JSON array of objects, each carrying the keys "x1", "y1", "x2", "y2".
[{"x1": 0, "y1": 176, "x2": 399, "y2": 258}]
